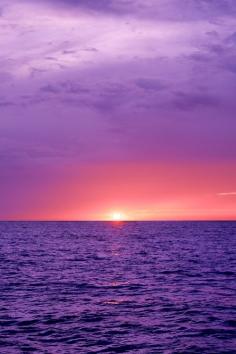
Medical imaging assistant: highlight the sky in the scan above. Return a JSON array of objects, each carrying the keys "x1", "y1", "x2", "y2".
[{"x1": 0, "y1": 0, "x2": 236, "y2": 220}]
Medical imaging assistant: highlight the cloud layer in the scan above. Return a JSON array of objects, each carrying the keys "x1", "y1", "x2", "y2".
[{"x1": 0, "y1": 0, "x2": 235, "y2": 219}]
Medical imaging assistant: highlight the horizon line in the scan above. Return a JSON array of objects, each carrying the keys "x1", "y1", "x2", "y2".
[{"x1": 0, "y1": 219, "x2": 235, "y2": 222}]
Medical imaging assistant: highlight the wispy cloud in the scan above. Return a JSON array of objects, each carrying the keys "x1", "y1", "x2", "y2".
[{"x1": 217, "y1": 192, "x2": 236, "y2": 196}]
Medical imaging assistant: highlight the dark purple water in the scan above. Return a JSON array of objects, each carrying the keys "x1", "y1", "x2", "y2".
[{"x1": 0, "y1": 221, "x2": 236, "y2": 353}]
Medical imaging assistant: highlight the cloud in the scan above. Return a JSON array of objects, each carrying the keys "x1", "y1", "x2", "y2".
[
  {"x1": 0, "y1": 98, "x2": 15, "y2": 107},
  {"x1": 226, "y1": 32, "x2": 236, "y2": 46},
  {"x1": 188, "y1": 52, "x2": 211, "y2": 63},
  {"x1": 84, "y1": 82, "x2": 132, "y2": 113},
  {"x1": 40, "y1": 81, "x2": 90, "y2": 95},
  {"x1": 40, "y1": 84, "x2": 61, "y2": 94},
  {"x1": 135, "y1": 78, "x2": 166, "y2": 91},
  {"x1": 223, "y1": 56, "x2": 236, "y2": 73},
  {"x1": 28, "y1": 0, "x2": 131, "y2": 16},
  {"x1": 25, "y1": 0, "x2": 236, "y2": 21},
  {"x1": 173, "y1": 92, "x2": 219, "y2": 110},
  {"x1": 218, "y1": 192, "x2": 236, "y2": 196}
]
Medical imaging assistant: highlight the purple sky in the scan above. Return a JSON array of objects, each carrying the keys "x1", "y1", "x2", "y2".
[{"x1": 0, "y1": 0, "x2": 236, "y2": 220}]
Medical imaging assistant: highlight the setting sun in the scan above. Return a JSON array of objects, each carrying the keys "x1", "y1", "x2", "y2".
[{"x1": 111, "y1": 212, "x2": 125, "y2": 221}]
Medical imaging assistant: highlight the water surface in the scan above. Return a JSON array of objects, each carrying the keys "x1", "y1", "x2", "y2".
[{"x1": 0, "y1": 221, "x2": 235, "y2": 353}]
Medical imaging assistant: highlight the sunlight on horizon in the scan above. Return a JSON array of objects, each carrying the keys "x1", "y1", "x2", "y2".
[{"x1": 110, "y1": 212, "x2": 126, "y2": 221}]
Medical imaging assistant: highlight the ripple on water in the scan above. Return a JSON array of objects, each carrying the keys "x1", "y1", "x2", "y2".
[{"x1": 0, "y1": 221, "x2": 235, "y2": 353}]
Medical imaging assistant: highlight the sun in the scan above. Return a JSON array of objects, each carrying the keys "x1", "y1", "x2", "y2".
[{"x1": 111, "y1": 212, "x2": 125, "y2": 221}]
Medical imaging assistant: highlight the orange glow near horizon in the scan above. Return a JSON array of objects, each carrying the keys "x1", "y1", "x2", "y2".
[{"x1": 2, "y1": 162, "x2": 235, "y2": 221}]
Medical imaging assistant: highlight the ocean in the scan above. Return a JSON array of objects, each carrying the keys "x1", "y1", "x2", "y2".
[{"x1": 0, "y1": 221, "x2": 235, "y2": 353}]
